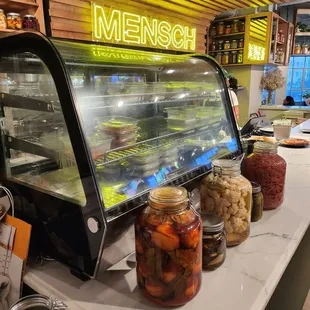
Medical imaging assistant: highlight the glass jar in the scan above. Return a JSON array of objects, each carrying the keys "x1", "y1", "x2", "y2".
[
  {"x1": 237, "y1": 50, "x2": 243, "y2": 63},
  {"x1": 210, "y1": 42, "x2": 216, "y2": 51},
  {"x1": 210, "y1": 26, "x2": 217, "y2": 37},
  {"x1": 231, "y1": 51, "x2": 238, "y2": 64},
  {"x1": 238, "y1": 39, "x2": 244, "y2": 48},
  {"x1": 232, "y1": 20, "x2": 239, "y2": 33},
  {"x1": 302, "y1": 44, "x2": 309, "y2": 55},
  {"x1": 251, "y1": 182, "x2": 263, "y2": 222},
  {"x1": 239, "y1": 21, "x2": 245, "y2": 32},
  {"x1": 294, "y1": 45, "x2": 301, "y2": 54},
  {"x1": 202, "y1": 213, "x2": 226, "y2": 270},
  {"x1": 217, "y1": 40, "x2": 223, "y2": 50},
  {"x1": 224, "y1": 40, "x2": 230, "y2": 50},
  {"x1": 201, "y1": 159, "x2": 252, "y2": 246},
  {"x1": 7, "y1": 13, "x2": 22, "y2": 30},
  {"x1": 215, "y1": 52, "x2": 222, "y2": 64},
  {"x1": 22, "y1": 15, "x2": 40, "y2": 31},
  {"x1": 222, "y1": 52, "x2": 229, "y2": 65},
  {"x1": 135, "y1": 186, "x2": 202, "y2": 307},
  {"x1": 217, "y1": 22, "x2": 225, "y2": 35},
  {"x1": 231, "y1": 40, "x2": 238, "y2": 49},
  {"x1": 225, "y1": 24, "x2": 232, "y2": 34},
  {"x1": 0, "y1": 9, "x2": 6, "y2": 30},
  {"x1": 243, "y1": 142, "x2": 286, "y2": 210}
]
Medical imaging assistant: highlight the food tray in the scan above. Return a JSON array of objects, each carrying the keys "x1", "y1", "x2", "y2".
[
  {"x1": 167, "y1": 118, "x2": 196, "y2": 131},
  {"x1": 98, "y1": 116, "x2": 137, "y2": 137},
  {"x1": 128, "y1": 149, "x2": 159, "y2": 165},
  {"x1": 165, "y1": 106, "x2": 196, "y2": 120}
]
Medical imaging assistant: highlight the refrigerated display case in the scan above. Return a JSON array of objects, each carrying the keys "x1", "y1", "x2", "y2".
[{"x1": 0, "y1": 31, "x2": 241, "y2": 279}]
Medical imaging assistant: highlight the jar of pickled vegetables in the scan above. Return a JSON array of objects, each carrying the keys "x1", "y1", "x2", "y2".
[
  {"x1": 202, "y1": 213, "x2": 226, "y2": 270},
  {"x1": 210, "y1": 42, "x2": 216, "y2": 51},
  {"x1": 217, "y1": 22, "x2": 225, "y2": 35},
  {"x1": 210, "y1": 26, "x2": 217, "y2": 37},
  {"x1": 201, "y1": 159, "x2": 252, "y2": 246},
  {"x1": 222, "y1": 52, "x2": 230, "y2": 65},
  {"x1": 225, "y1": 24, "x2": 232, "y2": 34},
  {"x1": 224, "y1": 40, "x2": 230, "y2": 50},
  {"x1": 215, "y1": 52, "x2": 222, "y2": 64},
  {"x1": 243, "y1": 142, "x2": 286, "y2": 210},
  {"x1": 231, "y1": 40, "x2": 238, "y2": 49},
  {"x1": 231, "y1": 51, "x2": 238, "y2": 64},
  {"x1": 238, "y1": 39, "x2": 244, "y2": 48},
  {"x1": 22, "y1": 15, "x2": 40, "y2": 31},
  {"x1": 232, "y1": 20, "x2": 239, "y2": 33},
  {"x1": 135, "y1": 186, "x2": 202, "y2": 306},
  {"x1": 237, "y1": 50, "x2": 243, "y2": 63},
  {"x1": 239, "y1": 21, "x2": 245, "y2": 32},
  {"x1": 217, "y1": 40, "x2": 224, "y2": 50},
  {"x1": 0, "y1": 9, "x2": 6, "y2": 30},
  {"x1": 7, "y1": 13, "x2": 22, "y2": 30}
]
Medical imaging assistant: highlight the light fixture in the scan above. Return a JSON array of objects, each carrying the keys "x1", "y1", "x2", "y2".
[
  {"x1": 166, "y1": 69, "x2": 175, "y2": 74},
  {"x1": 204, "y1": 72, "x2": 209, "y2": 75},
  {"x1": 118, "y1": 100, "x2": 124, "y2": 107}
]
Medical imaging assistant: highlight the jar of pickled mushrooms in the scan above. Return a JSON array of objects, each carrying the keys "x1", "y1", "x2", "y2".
[
  {"x1": 135, "y1": 186, "x2": 202, "y2": 306},
  {"x1": 200, "y1": 159, "x2": 252, "y2": 246}
]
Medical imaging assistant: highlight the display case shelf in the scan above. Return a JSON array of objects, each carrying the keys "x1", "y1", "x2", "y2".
[
  {"x1": 210, "y1": 48, "x2": 244, "y2": 53},
  {"x1": 295, "y1": 32, "x2": 310, "y2": 36},
  {"x1": 210, "y1": 32, "x2": 245, "y2": 39}
]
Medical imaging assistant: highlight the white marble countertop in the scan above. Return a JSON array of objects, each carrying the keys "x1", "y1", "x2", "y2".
[{"x1": 23, "y1": 121, "x2": 310, "y2": 310}]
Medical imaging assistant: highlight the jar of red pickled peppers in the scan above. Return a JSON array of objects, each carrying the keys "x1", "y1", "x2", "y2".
[
  {"x1": 243, "y1": 142, "x2": 286, "y2": 210},
  {"x1": 135, "y1": 186, "x2": 202, "y2": 306}
]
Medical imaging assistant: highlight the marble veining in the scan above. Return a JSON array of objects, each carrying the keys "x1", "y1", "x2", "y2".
[{"x1": 24, "y1": 120, "x2": 310, "y2": 310}]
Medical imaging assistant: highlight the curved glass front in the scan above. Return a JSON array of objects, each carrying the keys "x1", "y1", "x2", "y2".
[{"x1": 55, "y1": 41, "x2": 239, "y2": 215}]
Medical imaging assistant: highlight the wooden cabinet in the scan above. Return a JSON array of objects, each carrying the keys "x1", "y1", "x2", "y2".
[
  {"x1": 207, "y1": 12, "x2": 293, "y2": 67},
  {"x1": 0, "y1": 0, "x2": 45, "y2": 34}
]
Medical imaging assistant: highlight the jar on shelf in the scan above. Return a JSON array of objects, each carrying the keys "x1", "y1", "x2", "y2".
[
  {"x1": 215, "y1": 52, "x2": 222, "y2": 63},
  {"x1": 294, "y1": 45, "x2": 301, "y2": 54},
  {"x1": 7, "y1": 13, "x2": 22, "y2": 30},
  {"x1": 210, "y1": 26, "x2": 217, "y2": 37},
  {"x1": 237, "y1": 50, "x2": 243, "y2": 63},
  {"x1": 22, "y1": 15, "x2": 40, "y2": 31},
  {"x1": 225, "y1": 24, "x2": 232, "y2": 34},
  {"x1": 231, "y1": 40, "x2": 238, "y2": 49},
  {"x1": 135, "y1": 186, "x2": 202, "y2": 307},
  {"x1": 210, "y1": 42, "x2": 216, "y2": 51},
  {"x1": 202, "y1": 213, "x2": 226, "y2": 270},
  {"x1": 239, "y1": 21, "x2": 245, "y2": 32},
  {"x1": 302, "y1": 44, "x2": 309, "y2": 55},
  {"x1": 231, "y1": 51, "x2": 238, "y2": 64},
  {"x1": 251, "y1": 182, "x2": 263, "y2": 222},
  {"x1": 222, "y1": 52, "x2": 230, "y2": 65},
  {"x1": 217, "y1": 40, "x2": 224, "y2": 50},
  {"x1": 232, "y1": 19, "x2": 240, "y2": 33},
  {"x1": 224, "y1": 40, "x2": 230, "y2": 50},
  {"x1": 238, "y1": 39, "x2": 244, "y2": 48},
  {"x1": 201, "y1": 159, "x2": 252, "y2": 246},
  {"x1": 217, "y1": 22, "x2": 225, "y2": 35},
  {"x1": 0, "y1": 9, "x2": 6, "y2": 30},
  {"x1": 243, "y1": 142, "x2": 286, "y2": 210}
]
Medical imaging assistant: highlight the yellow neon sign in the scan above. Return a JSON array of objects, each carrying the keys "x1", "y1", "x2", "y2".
[
  {"x1": 248, "y1": 43, "x2": 265, "y2": 61},
  {"x1": 92, "y1": 3, "x2": 196, "y2": 51}
]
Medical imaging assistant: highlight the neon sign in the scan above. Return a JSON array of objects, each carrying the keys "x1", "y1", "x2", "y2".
[{"x1": 92, "y1": 3, "x2": 197, "y2": 51}]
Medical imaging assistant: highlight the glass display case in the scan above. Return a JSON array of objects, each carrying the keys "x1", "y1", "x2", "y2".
[{"x1": 0, "y1": 32, "x2": 241, "y2": 279}]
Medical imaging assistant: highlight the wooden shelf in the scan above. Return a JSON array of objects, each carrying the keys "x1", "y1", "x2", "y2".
[
  {"x1": 210, "y1": 48, "x2": 244, "y2": 53},
  {"x1": 295, "y1": 32, "x2": 310, "y2": 37},
  {"x1": 210, "y1": 32, "x2": 245, "y2": 39},
  {"x1": 0, "y1": 0, "x2": 38, "y2": 12}
]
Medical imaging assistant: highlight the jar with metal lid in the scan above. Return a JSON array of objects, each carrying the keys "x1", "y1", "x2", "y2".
[
  {"x1": 231, "y1": 51, "x2": 238, "y2": 64},
  {"x1": 225, "y1": 24, "x2": 232, "y2": 34},
  {"x1": 135, "y1": 186, "x2": 202, "y2": 306},
  {"x1": 202, "y1": 213, "x2": 226, "y2": 270},
  {"x1": 23, "y1": 15, "x2": 40, "y2": 31},
  {"x1": 237, "y1": 50, "x2": 243, "y2": 63},
  {"x1": 215, "y1": 52, "x2": 222, "y2": 64},
  {"x1": 231, "y1": 40, "x2": 238, "y2": 49},
  {"x1": 232, "y1": 19, "x2": 239, "y2": 33},
  {"x1": 222, "y1": 52, "x2": 230, "y2": 65},
  {"x1": 0, "y1": 9, "x2": 6, "y2": 30},
  {"x1": 210, "y1": 42, "x2": 216, "y2": 51},
  {"x1": 243, "y1": 142, "x2": 286, "y2": 210},
  {"x1": 239, "y1": 21, "x2": 245, "y2": 32},
  {"x1": 7, "y1": 13, "x2": 22, "y2": 30},
  {"x1": 201, "y1": 159, "x2": 252, "y2": 246},
  {"x1": 251, "y1": 182, "x2": 263, "y2": 222},
  {"x1": 217, "y1": 40, "x2": 223, "y2": 50},
  {"x1": 224, "y1": 40, "x2": 230, "y2": 50},
  {"x1": 217, "y1": 22, "x2": 225, "y2": 35},
  {"x1": 10, "y1": 295, "x2": 67, "y2": 310},
  {"x1": 238, "y1": 39, "x2": 244, "y2": 48},
  {"x1": 210, "y1": 26, "x2": 217, "y2": 37}
]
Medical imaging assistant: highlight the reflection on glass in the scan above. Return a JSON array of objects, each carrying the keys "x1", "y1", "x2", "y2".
[
  {"x1": 304, "y1": 70, "x2": 310, "y2": 89},
  {"x1": 248, "y1": 17, "x2": 267, "y2": 62},
  {"x1": 293, "y1": 57, "x2": 305, "y2": 69},
  {"x1": 291, "y1": 90, "x2": 302, "y2": 102},
  {"x1": 292, "y1": 69, "x2": 303, "y2": 88}
]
